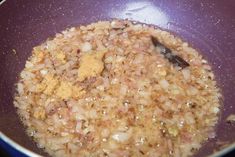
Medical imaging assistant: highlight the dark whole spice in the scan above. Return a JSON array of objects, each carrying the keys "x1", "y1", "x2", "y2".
[{"x1": 151, "y1": 36, "x2": 190, "y2": 69}]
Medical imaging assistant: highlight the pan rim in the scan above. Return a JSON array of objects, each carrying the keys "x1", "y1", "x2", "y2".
[
  {"x1": 209, "y1": 142, "x2": 235, "y2": 157},
  {"x1": 0, "y1": 0, "x2": 6, "y2": 6},
  {"x1": 1, "y1": 131, "x2": 235, "y2": 157},
  {"x1": 0, "y1": 132, "x2": 42, "y2": 157}
]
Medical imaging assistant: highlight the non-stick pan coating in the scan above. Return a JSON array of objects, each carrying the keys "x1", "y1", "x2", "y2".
[{"x1": 0, "y1": 0, "x2": 235, "y2": 156}]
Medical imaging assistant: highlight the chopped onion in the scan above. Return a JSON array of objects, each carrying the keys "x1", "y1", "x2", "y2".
[
  {"x1": 208, "y1": 131, "x2": 216, "y2": 139},
  {"x1": 25, "y1": 61, "x2": 34, "y2": 68},
  {"x1": 226, "y1": 114, "x2": 235, "y2": 123},
  {"x1": 75, "y1": 121, "x2": 82, "y2": 133},
  {"x1": 182, "y1": 68, "x2": 190, "y2": 80},
  {"x1": 104, "y1": 56, "x2": 113, "y2": 63},
  {"x1": 187, "y1": 86, "x2": 198, "y2": 95},
  {"x1": 116, "y1": 56, "x2": 125, "y2": 62},
  {"x1": 120, "y1": 85, "x2": 128, "y2": 96},
  {"x1": 96, "y1": 85, "x2": 104, "y2": 91},
  {"x1": 74, "y1": 111, "x2": 86, "y2": 120},
  {"x1": 159, "y1": 79, "x2": 169, "y2": 89},
  {"x1": 212, "y1": 107, "x2": 220, "y2": 114},
  {"x1": 17, "y1": 83, "x2": 24, "y2": 94},
  {"x1": 40, "y1": 69, "x2": 48, "y2": 75},
  {"x1": 111, "y1": 78, "x2": 118, "y2": 84},
  {"x1": 112, "y1": 132, "x2": 130, "y2": 142},
  {"x1": 101, "y1": 128, "x2": 110, "y2": 138},
  {"x1": 88, "y1": 109, "x2": 97, "y2": 118},
  {"x1": 111, "y1": 20, "x2": 125, "y2": 29},
  {"x1": 81, "y1": 42, "x2": 92, "y2": 52}
]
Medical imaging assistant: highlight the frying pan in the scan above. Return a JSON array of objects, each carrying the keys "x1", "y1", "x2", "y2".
[{"x1": 0, "y1": 0, "x2": 235, "y2": 156}]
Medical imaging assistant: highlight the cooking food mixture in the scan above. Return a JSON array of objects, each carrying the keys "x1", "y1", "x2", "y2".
[{"x1": 14, "y1": 20, "x2": 221, "y2": 157}]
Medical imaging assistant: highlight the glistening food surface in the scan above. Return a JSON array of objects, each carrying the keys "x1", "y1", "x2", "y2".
[{"x1": 14, "y1": 20, "x2": 221, "y2": 157}]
